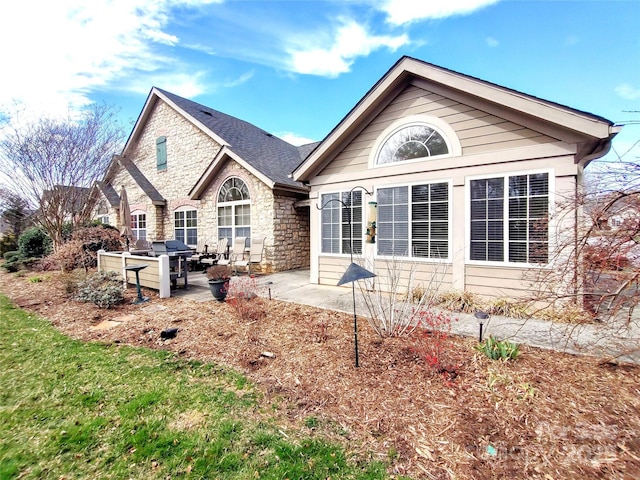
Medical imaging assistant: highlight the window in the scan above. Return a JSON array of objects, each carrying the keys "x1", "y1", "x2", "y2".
[
  {"x1": 377, "y1": 124, "x2": 449, "y2": 165},
  {"x1": 131, "y1": 213, "x2": 146, "y2": 241},
  {"x1": 377, "y1": 183, "x2": 449, "y2": 259},
  {"x1": 174, "y1": 209, "x2": 197, "y2": 247},
  {"x1": 156, "y1": 136, "x2": 167, "y2": 171},
  {"x1": 217, "y1": 178, "x2": 250, "y2": 244},
  {"x1": 320, "y1": 191, "x2": 363, "y2": 255},
  {"x1": 97, "y1": 215, "x2": 109, "y2": 225},
  {"x1": 470, "y1": 173, "x2": 549, "y2": 264}
]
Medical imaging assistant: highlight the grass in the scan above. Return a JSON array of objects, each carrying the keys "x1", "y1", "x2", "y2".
[{"x1": 0, "y1": 293, "x2": 392, "y2": 480}]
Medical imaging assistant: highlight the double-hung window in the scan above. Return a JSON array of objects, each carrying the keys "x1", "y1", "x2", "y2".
[
  {"x1": 131, "y1": 212, "x2": 146, "y2": 241},
  {"x1": 377, "y1": 182, "x2": 449, "y2": 259},
  {"x1": 470, "y1": 172, "x2": 549, "y2": 264},
  {"x1": 174, "y1": 208, "x2": 197, "y2": 247},
  {"x1": 320, "y1": 191, "x2": 363, "y2": 255}
]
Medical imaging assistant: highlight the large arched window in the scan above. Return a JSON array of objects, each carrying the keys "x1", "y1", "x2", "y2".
[
  {"x1": 377, "y1": 124, "x2": 449, "y2": 165},
  {"x1": 217, "y1": 177, "x2": 250, "y2": 244}
]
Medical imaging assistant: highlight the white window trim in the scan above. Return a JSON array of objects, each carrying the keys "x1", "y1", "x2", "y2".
[
  {"x1": 465, "y1": 169, "x2": 555, "y2": 268},
  {"x1": 369, "y1": 115, "x2": 462, "y2": 169},
  {"x1": 318, "y1": 190, "x2": 364, "y2": 257},
  {"x1": 217, "y1": 177, "x2": 251, "y2": 243},
  {"x1": 174, "y1": 206, "x2": 198, "y2": 247},
  {"x1": 131, "y1": 210, "x2": 147, "y2": 241},
  {"x1": 374, "y1": 179, "x2": 453, "y2": 263}
]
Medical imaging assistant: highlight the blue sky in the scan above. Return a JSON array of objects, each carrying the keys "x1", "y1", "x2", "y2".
[{"x1": 1, "y1": 0, "x2": 639, "y2": 165}]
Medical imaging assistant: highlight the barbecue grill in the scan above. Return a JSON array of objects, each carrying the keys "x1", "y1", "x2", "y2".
[{"x1": 152, "y1": 240, "x2": 194, "y2": 288}]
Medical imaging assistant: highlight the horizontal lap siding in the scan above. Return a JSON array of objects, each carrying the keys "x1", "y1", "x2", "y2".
[
  {"x1": 318, "y1": 256, "x2": 454, "y2": 293},
  {"x1": 465, "y1": 265, "x2": 534, "y2": 300},
  {"x1": 319, "y1": 256, "x2": 351, "y2": 285},
  {"x1": 99, "y1": 253, "x2": 161, "y2": 291},
  {"x1": 319, "y1": 85, "x2": 556, "y2": 177}
]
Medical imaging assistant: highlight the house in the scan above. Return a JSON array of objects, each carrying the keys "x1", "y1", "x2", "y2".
[
  {"x1": 93, "y1": 87, "x2": 314, "y2": 272},
  {"x1": 293, "y1": 56, "x2": 621, "y2": 300}
]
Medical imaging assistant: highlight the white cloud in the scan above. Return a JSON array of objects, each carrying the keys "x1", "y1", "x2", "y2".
[
  {"x1": 287, "y1": 20, "x2": 409, "y2": 77},
  {"x1": 615, "y1": 84, "x2": 640, "y2": 100},
  {"x1": 0, "y1": 0, "x2": 214, "y2": 119},
  {"x1": 486, "y1": 36, "x2": 499, "y2": 47},
  {"x1": 378, "y1": 0, "x2": 499, "y2": 26},
  {"x1": 277, "y1": 132, "x2": 317, "y2": 146}
]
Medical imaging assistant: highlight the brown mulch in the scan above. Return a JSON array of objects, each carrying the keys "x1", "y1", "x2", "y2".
[{"x1": 2, "y1": 270, "x2": 639, "y2": 480}]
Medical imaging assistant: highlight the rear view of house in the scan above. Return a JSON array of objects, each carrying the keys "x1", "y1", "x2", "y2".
[
  {"x1": 293, "y1": 56, "x2": 620, "y2": 300},
  {"x1": 93, "y1": 87, "x2": 314, "y2": 273}
]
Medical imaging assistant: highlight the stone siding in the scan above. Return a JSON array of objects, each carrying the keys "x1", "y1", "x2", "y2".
[{"x1": 97, "y1": 97, "x2": 309, "y2": 272}]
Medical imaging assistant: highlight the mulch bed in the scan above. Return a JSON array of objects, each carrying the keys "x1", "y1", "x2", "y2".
[{"x1": 2, "y1": 270, "x2": 639, "y2": 479}]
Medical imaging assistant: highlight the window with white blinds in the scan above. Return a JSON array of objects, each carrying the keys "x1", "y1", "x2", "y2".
[
  {"x1": 377, "y1": 183, "x2": 449, "y2": 259},
  {"x1": 470, "y1": 173, "x2": 549, "y2": 264},
  {"x1": 320, "y1": 191, "x2": 363, "y2": 255}
]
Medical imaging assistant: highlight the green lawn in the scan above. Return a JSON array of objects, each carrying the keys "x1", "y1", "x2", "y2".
[{"x1": 0, "y1": 294, "x2": 392, "y2": 479}]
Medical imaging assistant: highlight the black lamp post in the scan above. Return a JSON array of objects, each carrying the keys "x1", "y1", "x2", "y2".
[
  {"x1": 318, "y1": 186, "x2": 375, "y2": 367},
  {"x1": 474, "y1": 310, "x2": 489, "y2": 342}
]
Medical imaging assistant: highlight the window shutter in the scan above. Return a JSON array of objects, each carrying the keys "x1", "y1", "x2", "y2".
[{"x1": 156, "y1": 136, "x2": 167, "y2": 170}]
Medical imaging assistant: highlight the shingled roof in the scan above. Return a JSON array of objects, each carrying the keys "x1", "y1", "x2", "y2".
[{"x1": 154, "y1": 88, "x2": 312, "y2": 192}]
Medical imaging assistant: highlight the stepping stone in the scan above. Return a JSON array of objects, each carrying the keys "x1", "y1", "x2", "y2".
[
  {"x1": 91, "y1": 320, "x2": 122, "y2": 330},
  {"x1": 141, "y1": 305, "x2": 167, "y2": 313}
]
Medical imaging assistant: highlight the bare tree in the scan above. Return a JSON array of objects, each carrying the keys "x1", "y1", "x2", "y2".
[
  {"x1": 0, "y1": 104, "x2": 125, "y2": 250},
  {"x1": 525, "y1": 154, "x2": 640, "y2": 325},
  {"x1": 0, "y1": 188, "x2": 32, "y2": 237}
]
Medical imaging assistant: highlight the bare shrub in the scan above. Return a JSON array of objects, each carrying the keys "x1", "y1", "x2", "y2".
[
  {"x1": 359, "y1": 257, "x2": 449, "y2": 337},
  {"x1": 226, "y1": 276, "x2": 267, "y2": 322}
]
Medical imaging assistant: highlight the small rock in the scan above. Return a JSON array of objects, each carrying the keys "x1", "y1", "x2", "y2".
[
  {"x1": 261, "y1": 351, "x2": 275, "y2": 358},
  {"x1": 160, "y1": 328, "x2": 179, "y2": 339}
]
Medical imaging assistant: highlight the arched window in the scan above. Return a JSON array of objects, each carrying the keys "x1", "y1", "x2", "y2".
[
  {"x1": 217, "y1": 177, "x2": 250, "y2": 244},
  {"x1": 377, "y1": 124, "x2": 449, "y2": 165}
]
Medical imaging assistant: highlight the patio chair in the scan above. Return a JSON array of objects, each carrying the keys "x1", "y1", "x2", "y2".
[
  {"x1": 200, "y1": 238, "x2": 229, "y2": 268},
  {"x1": 218, "y1": 236, "x2": 247, "y2": 269},
  {"x1": 233, "y1": 236, "x2": 265, "y2": 275},
  {"x1": 189, "y1": 238, "x2": 210, "y2": 268}
]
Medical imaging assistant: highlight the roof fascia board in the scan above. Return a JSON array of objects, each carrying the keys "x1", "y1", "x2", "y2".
[
  {"x1": 122, "y1": 92, "x2": 158, "y2": 155},
  {"x1": 405, "y1": 62, "x2": 612, "y2": 138},
  {"x1": 293, "y1": 67, "x2": 409, "y2": 181},
  {"x1": 294, "y1": 56, "x2": 615, "y2": 181},
  {"x1": 409, "y1": 77, "x2": 586, "y2": 144}
]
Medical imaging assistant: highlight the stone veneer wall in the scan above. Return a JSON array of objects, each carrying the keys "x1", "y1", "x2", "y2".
[
  {"x1": 99, "y1": 97, "x2": 310, "y2": 271},
  {"x1": 271, "y1": 194, "x2": 310, "y2": 271}
]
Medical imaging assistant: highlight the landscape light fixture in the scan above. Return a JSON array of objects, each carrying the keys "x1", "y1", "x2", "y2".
[{"x1": 474, "y1": 310, "x2": 490, "y2": 342}]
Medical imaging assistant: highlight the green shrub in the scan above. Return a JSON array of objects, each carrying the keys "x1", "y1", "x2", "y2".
[
  {"x1": 0, "y1": 233, "x2": 18, "y2": 257},
  {"x1": 3, "y1": 251, "x2": 19, "y2": 262},
  {"x1": 18, "y1": 227, "x2": 52, "y2": 259},
  {"x1": 476, "y1": 336, "x2": 520, "y2": 361},
  {"x1": 75, "y1": 271, "x2": 125, "y2": 309}
]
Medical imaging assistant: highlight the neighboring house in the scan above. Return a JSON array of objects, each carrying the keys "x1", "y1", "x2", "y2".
[
  {"x1": 293, "y1": 56, "x2": 621, "y2": 300},
  {"x1": 93, "y1": 87, "x2": 314, "y2": 272}
]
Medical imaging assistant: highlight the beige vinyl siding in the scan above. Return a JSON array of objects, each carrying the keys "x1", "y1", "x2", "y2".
[
  {"x1": 319, "y1": 85, "x2": 557, "y2": 177},
  {"x1": 318, "y1": 256, "x2": 351, "y2": 284},
  {"x1": 464, "y1": 265, "x2": 533, "y2": 299},
  {"x1": 318, "y1": 255, "x2": 454, "y2": 293},
  {"x1": 99, "y1": 254, "x2": 162, "y2": 291}
]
